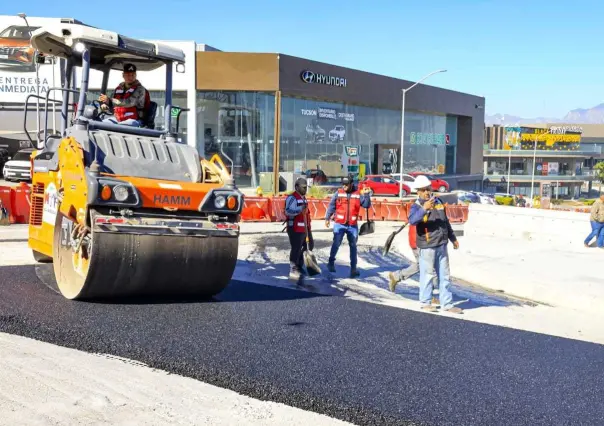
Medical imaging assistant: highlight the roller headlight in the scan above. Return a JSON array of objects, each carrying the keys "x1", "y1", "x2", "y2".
[
  {"x1": 214, "y1": 195, "x2": 226, "y2": 209},
  {"x1": 113, "y1": 185, "x2": 129, "y2": 202}
]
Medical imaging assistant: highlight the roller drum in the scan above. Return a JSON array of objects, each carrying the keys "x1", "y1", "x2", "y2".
[{"x1": 53, "y1": 210, "x2": 239, "y2": 300}]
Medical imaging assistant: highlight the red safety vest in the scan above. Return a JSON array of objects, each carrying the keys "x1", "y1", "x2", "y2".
[
  {"x1": 287, "y1": 191, "x2": 311, "y2": 233},
  {"x1": 334, "y1": 188, "x2": 361, "y2": 226},
  {"x1": 113, "y1": 82, "x2": 150, "y2": 122}
]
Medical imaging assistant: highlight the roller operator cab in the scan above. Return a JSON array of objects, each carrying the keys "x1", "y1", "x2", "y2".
[{"x1": 26, "y1": 21, "x2": 244, "y2": 300}]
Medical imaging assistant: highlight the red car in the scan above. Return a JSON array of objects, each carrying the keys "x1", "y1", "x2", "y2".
[
  {"x1": 409, "y1": 172, "x2": 450, "y2": 193},
  {"x1": 361, "y1": 175, "x2": 411, "y2": 197}
]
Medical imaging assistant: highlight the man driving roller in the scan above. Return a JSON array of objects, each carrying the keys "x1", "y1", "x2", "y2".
[{"x1": 99, "y1": 63, "x2": 150, "y2": 127}]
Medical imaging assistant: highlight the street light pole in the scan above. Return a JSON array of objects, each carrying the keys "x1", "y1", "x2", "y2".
[
  {"x1": 398, "y1": 69, "x2": 447, "y2": 199},
  {"x1": 530, "y1": 127, "x2": 552, "y2": 201}
]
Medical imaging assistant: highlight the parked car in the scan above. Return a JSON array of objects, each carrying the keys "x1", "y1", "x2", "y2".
[
  {"x1": 390, "y1": 173, "x2": 420, "y2": 193},
  {"x1": 408, "y1": 172, "x2": 450, "y2": 192},
  {"x1": 474, "y1": 192, "x2": 496, "y2": 205},
  {"x1": 0, "y1": 24, "x2": 40, "y2": 72},
  {"x1": 304, "y1": 168, "x2": 328, "y2": 185},
  {"x1": 360, "y1": 174, "x2": 411, "y2": 197},
  {"x1": 454, "y1": 190, "x2": 481, "y2": 204},
  {"x1": 2, "y1": 148, "x2": 34, "y2": 182},
  {"x1": 328, "y1": 125, "x2": 346, "y2": 141}
]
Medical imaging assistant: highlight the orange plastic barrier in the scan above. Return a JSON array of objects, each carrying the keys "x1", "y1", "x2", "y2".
[
  {"x1": 241, "y1": 196, "x2": 272, "y2": 222},
  {"x1": 12, "y1": 183, "x2": 31, "y2": 224},
  {"x1": 0, "y1": 186, "x2": 16, "y2": 224},
  {"x1": 308, "y1": 198, "x2": 329, "y2": 221},
  {"x1": 270, "y1": 196, "x2": 287, "y2": 222},
  {"x1": 360, "y1": 200, "x2": 381, "y2": 221},
  {"x1": 459, "y1": 205, "x2": 469, "y2": 222},
  {"x1": 2, "y1": 184, "x2": 474, "y2": 226},
  {"x1": 379, "y1": 200, "x2": 408, "y2": 222},
  {"x1": 445, "y1": 205, "x2": 464, "y2": 223}
]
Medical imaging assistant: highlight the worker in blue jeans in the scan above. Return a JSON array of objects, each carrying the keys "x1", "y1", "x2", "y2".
[
  {"x1": 325, "y1": 175, "x2": 371, "y2": 278},
  {"x1": 408, "y1": 175, "x2": 462, "y2": 314},
  {"x1": 584, "y1": 194, "x2": 604, "y2": 248}
]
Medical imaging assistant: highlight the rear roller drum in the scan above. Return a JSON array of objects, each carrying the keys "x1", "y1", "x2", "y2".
[{"x1": 52, "y1": 208, "x2": 239, "y2": 300}]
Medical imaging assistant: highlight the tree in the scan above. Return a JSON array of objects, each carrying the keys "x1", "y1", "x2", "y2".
[{"x1": 594, "y1": 162, "x2": 604, "y2": 194}]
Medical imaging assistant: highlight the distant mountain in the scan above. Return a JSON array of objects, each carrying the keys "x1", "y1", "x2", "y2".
[
  {"x1": 563, "y1": 103, "x2": 604, "y2": 123},
  {"x1": 486, "y1": 103, "x2": 604, "y2": 126}
]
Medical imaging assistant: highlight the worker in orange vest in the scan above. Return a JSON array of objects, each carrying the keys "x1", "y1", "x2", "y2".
[
  {"x1": 325, "y1": 174, "x2": 371, "y2": 277},
  {"x1": 284, "y1": 178, "x2": 313, "y2": 281}
]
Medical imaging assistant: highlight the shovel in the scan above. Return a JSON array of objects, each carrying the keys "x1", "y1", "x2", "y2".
[
  {"x1": 0, "y1": 201, "x2": 10, "y2": 226},
  {"x1": 359, "y1": 208, "x2": 375, "y2": 236},
  {"x1": 382, "y1": 222, "x2": 408, "y2": 256},
  {"x1": 303, "y1": 215, "x2": 321, "y2": 276}
]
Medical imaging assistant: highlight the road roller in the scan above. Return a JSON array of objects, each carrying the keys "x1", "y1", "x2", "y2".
[{"x1": 25, "y1": 21, "x2": 243, "y2": 300}]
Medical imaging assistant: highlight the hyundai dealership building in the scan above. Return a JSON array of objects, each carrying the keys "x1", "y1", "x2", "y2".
[{"x1": 0, "y1": 15, "x2": 486, "y2": 193}]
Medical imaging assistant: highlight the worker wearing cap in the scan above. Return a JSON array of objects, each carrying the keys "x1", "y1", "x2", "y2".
[
  {"x1": 99, "y1": 63, "x2": 150, "y2": 127},
  {"x1": 325, "y1": 174, "x2": 371, "y2": 278},
  {"x1": 408, "y1": 175, "x2": 461, "y2": 314},
  {"x1": 285, "y1": 177, "x2": 313, "y2": 281}
]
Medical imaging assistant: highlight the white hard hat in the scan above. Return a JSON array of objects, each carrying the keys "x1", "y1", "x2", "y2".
[{"x1": 412, "y1": 175, "x2": 432, "y2": 190}]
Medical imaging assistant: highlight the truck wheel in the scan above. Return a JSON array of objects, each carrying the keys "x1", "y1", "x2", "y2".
[{"x1": 438, "y1": 185, "x2": 447, "y2": 193}]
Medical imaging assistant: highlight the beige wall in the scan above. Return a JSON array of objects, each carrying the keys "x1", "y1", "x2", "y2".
[{"x1": 196, "y1": 52, "x2": 279, "y2": 91}]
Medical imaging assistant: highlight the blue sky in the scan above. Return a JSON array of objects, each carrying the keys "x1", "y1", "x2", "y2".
[{"x1": 6, "y1": 0, "x2": 604, "y2": 118}]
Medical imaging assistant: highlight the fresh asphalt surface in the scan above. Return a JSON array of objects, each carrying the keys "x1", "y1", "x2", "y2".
[{"x1": 1, "y1": 264, "x2": 604, "y2": 426}]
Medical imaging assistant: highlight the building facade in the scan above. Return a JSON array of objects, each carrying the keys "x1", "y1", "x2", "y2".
[
  {"x1": 484, "y1": 124, "x2": 603, "y2": 198},
  {"x1": 196, "y1": 53, "x2": 485, "y2": 192},
  {"x1": 0, "y1": 15, "x2": 486, "y2": 193}
]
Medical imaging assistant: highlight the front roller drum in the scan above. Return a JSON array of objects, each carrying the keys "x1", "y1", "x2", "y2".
[{"x1": 52, "y1": 211, "x2": 239, "y2": 300}]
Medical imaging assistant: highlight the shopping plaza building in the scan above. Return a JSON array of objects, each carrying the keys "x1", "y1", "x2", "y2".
[
  {"x1": 0, "y1": 15, "x2": 486, "y2": 193},
  {"x1": 484, "y1": 124, "x2": 604, "y2": 198}
]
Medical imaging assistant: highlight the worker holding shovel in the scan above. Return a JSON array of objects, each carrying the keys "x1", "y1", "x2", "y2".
[
  {"x1": 387, "y1": 203, "x2": 439, "y2": 306},
  {"x1": 285, "y1": 178, "x2": 315, "y2": 282}
]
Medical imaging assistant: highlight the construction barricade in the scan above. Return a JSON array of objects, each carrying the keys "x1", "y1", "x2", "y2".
[
  {"x1": 360, "y1": 199, "x2": 381, "y2": 221},
  {"x1": 0, "y1": 186, "x2": 16, "y2": 224},
  {"x1": 307, "y1": 198, "x2": 330, "y2": 221},
  {"x1": 444, "y1": 204, "x2": 465, "y2": 223},
  {"x1": 2, "y1": 183, "x2": 473, "y2": 226},
  {"x1": 12, "y1": 183, "x2": 31, "y2": 224},
  {"x1": 378, "y1": 199, "x2": 408, "y2": 222},
  {"x1": 270, "y1": 196, "x2": 287, "y2": 222},
  {"x1": 240, "y1": 196, "x2": 272, "y2": 222}
]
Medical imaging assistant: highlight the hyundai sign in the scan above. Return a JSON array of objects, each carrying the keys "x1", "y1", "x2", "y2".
[{"x1": 300, "y1": 70, "x2": 347, "y2": 87}]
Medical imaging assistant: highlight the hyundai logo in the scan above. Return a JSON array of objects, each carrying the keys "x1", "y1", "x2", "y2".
[
  {"x1": 300, "y1": 70, "x2": 347, "y2": 87},
  {"x1": 301, "y1": 70, "x2": 315, "y2": 83}
]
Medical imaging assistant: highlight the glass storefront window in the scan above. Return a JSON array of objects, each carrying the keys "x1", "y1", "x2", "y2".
[
  {"x1": 279, "y1": 97, "x2": 457, "y2": 181},
  {"x1": 196, "y1": 91, "x2": 275, "y2": 188},
  {"x1": 148, "y1": 90, "x2": 188, "y2": 142}
]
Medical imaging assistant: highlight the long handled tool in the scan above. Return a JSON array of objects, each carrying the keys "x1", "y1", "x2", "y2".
[
  {"x1": 382, "y1": 222, "x2": 408, "y2": 256},
  {"x1": 303, "y1": 212, "x2": 321, "y2": 276},
  {"x1": 0, "y1": 200, "x2": 10, "y2": 226},
  {"x1": 359, "y1": 207, "x2": 375, "y2": 236}
]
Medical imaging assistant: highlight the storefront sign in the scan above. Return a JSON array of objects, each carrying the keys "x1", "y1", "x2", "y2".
[
  {"x1": 318, "y1": 106, "x2": 337, "y2": 120},
  {"x1": 409, "y1": 132, "x2": 448, "y2": 145},
  {"x1": 300, "y1": 107, "x2": 355, "y2": 122},
  {"x1": 549, "y1": 125, "x2": 583, "y2": 134},
  {"x1": 342, "y1": 145, "x2": 359, "y2": 177},
  {"x1": 300, "y1": 70, "x2": 347, "y2": 87}
]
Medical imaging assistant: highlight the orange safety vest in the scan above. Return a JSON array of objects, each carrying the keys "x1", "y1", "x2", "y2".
[
  {"x1": 113, "y1": 82, "x2": 150, "y2": 122},
  {"x1": 286, "y1": 191, "x2": 311, "y2": 233},
  {"x1": 334, "y1": 188, "x2": 361, "y2": 226}
]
